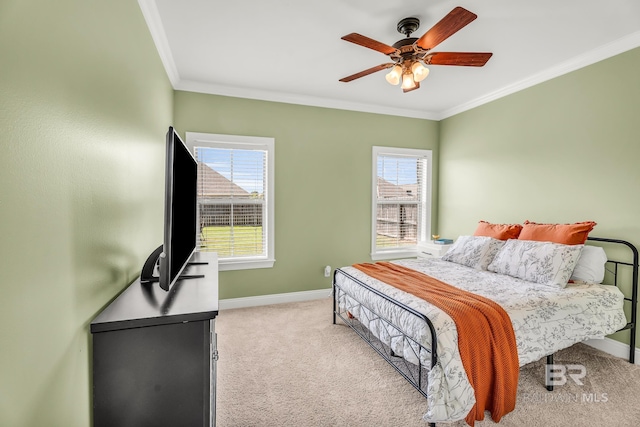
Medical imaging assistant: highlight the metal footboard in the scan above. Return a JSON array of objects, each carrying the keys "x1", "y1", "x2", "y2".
[{"x1": 332, "y1": 268, "x2": 438, "y2": 426}]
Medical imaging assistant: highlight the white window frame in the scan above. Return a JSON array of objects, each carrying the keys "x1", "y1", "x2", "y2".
[
  {"x1": 186, "y1": 132, "x2": 275, "y2": 271},
  {"x1": 371, "y1": 146, "x2": 432, "y2": 260}
]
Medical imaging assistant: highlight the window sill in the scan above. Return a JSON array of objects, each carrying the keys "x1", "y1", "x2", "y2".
[
  {"x1": 218, "y1": 258, "x2": 276, "y2": 271},
  {"x1": 371, "y1": 249, "x2": 417, "y2": 261}
]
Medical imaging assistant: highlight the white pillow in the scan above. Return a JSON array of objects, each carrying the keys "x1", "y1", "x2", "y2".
[
  {"x1": 570, "y1": 245, "x2": 607, "y2": 283},
  {"x1": 487, "y1": 239, "x2": 584, "y2": 288},
  {"x1": 442, "y1": 235, "x2": 505, "y2": 270}
]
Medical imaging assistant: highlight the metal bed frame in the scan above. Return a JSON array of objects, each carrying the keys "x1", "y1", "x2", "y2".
[{"x1": 332, "y1": 237, "x2": 638, "y2": 427}]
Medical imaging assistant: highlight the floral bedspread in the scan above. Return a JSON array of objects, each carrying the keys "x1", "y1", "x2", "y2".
[{"x1": 334, "y1": 257, "x2": 626, "y2": 423}]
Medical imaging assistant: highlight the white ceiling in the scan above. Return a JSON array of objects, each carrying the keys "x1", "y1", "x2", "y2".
[{"x1": 139, "y1": 0, "x2": 640, "y2": 120}]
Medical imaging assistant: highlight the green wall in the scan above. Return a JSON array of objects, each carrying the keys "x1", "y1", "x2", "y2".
[
  {"x1": 174, "y1": 91, "x2": 440, "y2": 299},
  {"x1": 439, "y1": 46, "x2": 640, "y2": 347},
  {"x1": 2, "y1": 1, "x2": 638, "y2": 423},
  {"x1": 0, "y1": 1, "x2": 173, "y2": 426}
]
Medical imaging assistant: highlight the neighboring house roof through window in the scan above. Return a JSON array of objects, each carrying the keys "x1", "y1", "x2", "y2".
[{"x1": 197, "y1": 162, "x2": 251, "y2": 198}]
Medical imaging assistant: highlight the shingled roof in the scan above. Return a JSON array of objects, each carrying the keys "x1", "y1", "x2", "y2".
[
  {"x1": 377, "y1": 177, "x2": 419, "y2": 200},
  {"x1": 197, "y1": 162, "x2": 250, "y2": 198}
]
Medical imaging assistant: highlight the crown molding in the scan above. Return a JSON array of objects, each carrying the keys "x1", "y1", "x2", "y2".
[
  {"x1": 138, "y1": 0, "x2": 180, "y2": 86},
  {"x1": 138, "y1": 0, "x2": 640, "y2": 122},
  {"x1": 137, "y1": 0, "x2": 435, "y2": 120},
  {"x1": 174, "y1": 80, "x2": 439, "y2": 120},
  {"x1": 438, "y1": 29, "x2": 640, "y2": 120}
]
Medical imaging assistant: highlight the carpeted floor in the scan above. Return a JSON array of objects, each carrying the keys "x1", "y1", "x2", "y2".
[{"x1": 216, "y1": 298, "x2": 640, "y2": 426}]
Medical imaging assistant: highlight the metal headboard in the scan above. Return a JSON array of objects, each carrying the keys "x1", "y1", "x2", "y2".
[{"x1": 587, "y1": 236, "x2": 639, "y2": 362}]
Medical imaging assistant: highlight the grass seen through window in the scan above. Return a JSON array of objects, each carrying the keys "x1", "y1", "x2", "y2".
[{"x1": 200, "y1": 225, "x2": 263, "y2": 257}]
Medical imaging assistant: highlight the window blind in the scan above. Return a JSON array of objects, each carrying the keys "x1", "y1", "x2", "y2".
[
  {"x1": 195, "y1": 146, "x2": 268, "y2": 259},
  {"x1": 375, "y1": 153, "x2": 426, "y2": 251}
]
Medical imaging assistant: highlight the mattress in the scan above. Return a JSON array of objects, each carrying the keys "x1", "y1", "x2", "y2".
[{"x1": 334, "y1": 257, "x2": 627, "y2": 423}]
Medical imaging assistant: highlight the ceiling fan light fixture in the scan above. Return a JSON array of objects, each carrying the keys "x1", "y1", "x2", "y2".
[
  {"x1": 338, "y1": 7, "x2": 492, "y2": 93},
  {"x1": 411, "y1": 61, "x2": 429, "y2": 82},
  {"x1": 401, "y1": 72, "x2": 417, "y2": 90},
  {"x1": 385, "y1": 65, "x2": 402, "y2": 85}
]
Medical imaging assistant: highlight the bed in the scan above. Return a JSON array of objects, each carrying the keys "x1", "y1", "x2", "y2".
[{"x1": 332, "y1": 235, "x2": 638, "y2": 426}]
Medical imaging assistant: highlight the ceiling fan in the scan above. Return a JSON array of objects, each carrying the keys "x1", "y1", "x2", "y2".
[{"x1": 339, "y1": 6, "x2": 492, "y2": 93}]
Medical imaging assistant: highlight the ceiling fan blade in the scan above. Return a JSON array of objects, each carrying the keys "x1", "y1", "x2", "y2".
[
  {"x1": 415, "y1": 7, "x2": 477, "y2": 50},
  {"x1": 402, "y1": 81, "x2": 420, "y2": 93},
  {"x1": 341, "y1": 33, "x2": 399, "y2": 56},
  {"x1": 339, "y1": 63, "x2": 395, "y2": 82},
  {"x1": 425, "y1": 52, "x2": 493, "y2": 66}
]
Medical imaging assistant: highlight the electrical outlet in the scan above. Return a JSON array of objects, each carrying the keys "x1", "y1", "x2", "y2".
[{"x1": 324, "y1": 265, "x2": 331, "y2": 277}]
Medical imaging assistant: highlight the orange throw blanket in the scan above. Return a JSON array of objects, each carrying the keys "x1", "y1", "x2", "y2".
[{"x1": 352, "y1": 262, "x2": 519, "y2": 426}]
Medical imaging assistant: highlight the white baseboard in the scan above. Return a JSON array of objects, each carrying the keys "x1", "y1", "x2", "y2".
[
  {"x1": 219, "y1": 288, "x2": 331, "y2": 310},
  {"x1": 583, "y1": 337, "x2": 640, "y2": 365}
]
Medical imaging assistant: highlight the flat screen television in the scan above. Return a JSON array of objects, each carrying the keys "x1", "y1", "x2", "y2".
[{"x1": 141, "y1": 126, "x2": 200, "y2": 291}]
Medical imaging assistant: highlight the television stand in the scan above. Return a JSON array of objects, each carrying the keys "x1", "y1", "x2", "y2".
[
  {"x1": 140, "y1": 245, "x2": 207, "y2": 284},
  {"x1": 91, "y1": 252, "x2": 219, "y2": 427},
  {"x1": 176, "y1": 274, "x2": 206, "y2": 280}
]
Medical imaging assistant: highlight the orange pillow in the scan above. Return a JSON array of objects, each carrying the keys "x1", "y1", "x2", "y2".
[
  {"x1": 518, "y1": 220, "x2": 597, "y2": 245},
  {"x1": 473, "y1": 220, "x2": 523, "y2": 240}
]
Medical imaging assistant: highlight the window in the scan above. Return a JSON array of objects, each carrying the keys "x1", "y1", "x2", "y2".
[
  {"x1": 186, "y1": 132, "x2": 275, "y2": 271},
  {"x1": 371, "y1": 146, "x2": 432, "y2": 260}
]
